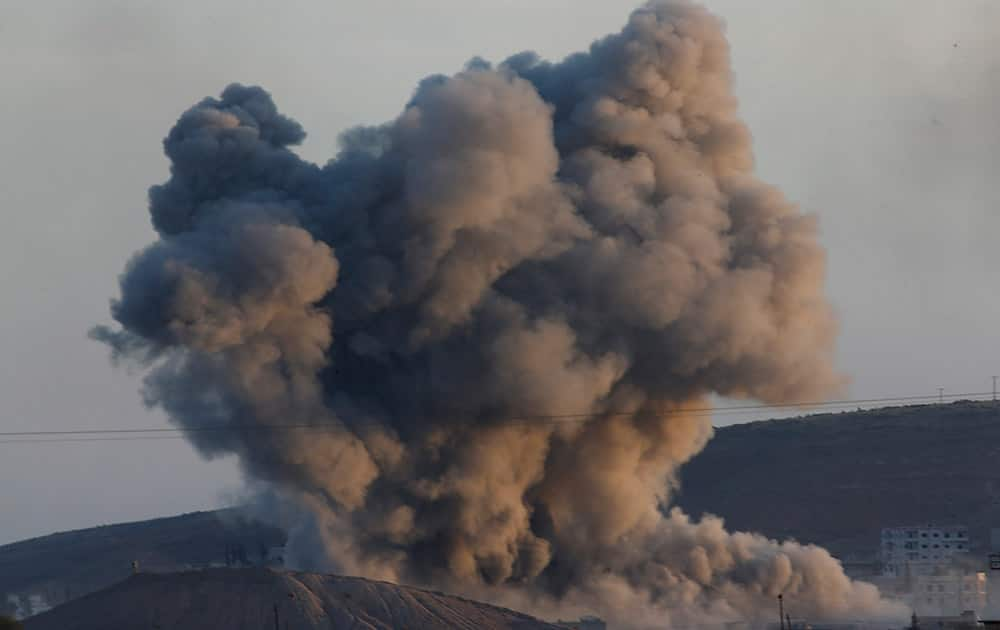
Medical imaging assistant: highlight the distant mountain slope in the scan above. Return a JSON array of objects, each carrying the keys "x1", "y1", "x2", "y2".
[
  {"x1": 676, "y1": 400, "x2": 1000, "y2": 558},
  {"x1": 23, "y1": 568, "x2": 560, "y2": 630},
  {"x1": 0, "y1": 509, "x2": 284, "y2": 615},
  {"x1": 7, "y1": 401, "x2": 1000, "y2": 618}
]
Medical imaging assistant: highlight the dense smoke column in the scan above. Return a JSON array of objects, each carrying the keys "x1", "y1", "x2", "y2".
[{"x1": 94, "y1": 2, "x2": 904, "y2": 628}]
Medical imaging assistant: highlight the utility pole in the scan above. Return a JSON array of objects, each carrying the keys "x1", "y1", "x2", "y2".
[
  {"x1": 778, "y1": 594, "x2": 784, "y2": 630},
  {"x1": 285, "y1": 592, "x2": 296, "y2": 630},
  {"x1": 273, "y1": 603, "x2": 279, "y2": 630}
]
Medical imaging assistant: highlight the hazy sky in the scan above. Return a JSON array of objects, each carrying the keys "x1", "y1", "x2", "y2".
[{"x1": 2, "y1": 0, "x2": 998, "y2": 545}]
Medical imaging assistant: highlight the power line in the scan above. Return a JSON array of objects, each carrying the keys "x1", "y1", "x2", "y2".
[
  {"x1": 0, "y1": 435, "x2": 188, "y2": 445},
  {"x1": 0, "y1": 390, "x2": 994, "y2": 445}
]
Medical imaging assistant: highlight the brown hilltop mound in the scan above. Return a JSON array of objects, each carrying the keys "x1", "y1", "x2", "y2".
[{"x1": 23, "y1": 567, "x2": 560, "y2": 630}]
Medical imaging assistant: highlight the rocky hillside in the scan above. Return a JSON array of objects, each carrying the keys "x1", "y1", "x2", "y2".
[
  {"x1": 23, "y1": 568, "x2": 560, "y2": 630},
  {"x1": 676, "y1": 400, "x2": 1000, "y2": 559}
]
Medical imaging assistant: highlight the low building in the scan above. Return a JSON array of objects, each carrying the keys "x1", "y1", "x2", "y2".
[
  {"x1": 840, "y1": 553, "x2": 880, "y2": 580},
  {"x1": 911, "y1": 573, "x2": 987, "y2": 617},
  {"x1": 265, "y1": 546, "x2": 285, "y2": 567}
]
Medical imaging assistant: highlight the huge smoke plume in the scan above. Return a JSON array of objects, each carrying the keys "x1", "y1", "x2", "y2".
[{"x1": 94, "y1": 2, "x2": 906, "y2": 627}]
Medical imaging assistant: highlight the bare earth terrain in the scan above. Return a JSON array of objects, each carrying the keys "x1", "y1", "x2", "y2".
[{"x1": 23, "y1": 568, "x2": 561, "y2": 630}]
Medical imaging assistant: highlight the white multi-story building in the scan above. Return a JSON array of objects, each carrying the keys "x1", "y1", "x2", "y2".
[
  {"x1": 881, "y1": 525, "x2": 970, "y2": 577},
  {"x1": 911, "y1": 572, "x2": 986, "y2": 616}
]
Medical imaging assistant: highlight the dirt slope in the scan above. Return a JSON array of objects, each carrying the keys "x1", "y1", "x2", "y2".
[{"x1": 23, "y1": 568, "x2": 560, "y2": 630}]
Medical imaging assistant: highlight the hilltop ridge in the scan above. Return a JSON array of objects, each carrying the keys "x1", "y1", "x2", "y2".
[
  {"x1": 23, "y1": 568, "x2": 561, "y2": 630},
  {"x1": 676, "y1": 400, "x2": 1000, "y2": 558},
  {"x1": 7, "y1": 401, "x2": 1000, "y2": 615}
]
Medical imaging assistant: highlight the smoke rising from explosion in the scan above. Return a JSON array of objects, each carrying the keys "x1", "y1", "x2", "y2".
[{"x1": 94, "y1": 1, "x2": 905, "y2": 627}]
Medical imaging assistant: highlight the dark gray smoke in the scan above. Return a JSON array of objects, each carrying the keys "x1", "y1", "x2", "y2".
[{"x1": 94, "y1": 2, "x2": 905, "y2": 627}]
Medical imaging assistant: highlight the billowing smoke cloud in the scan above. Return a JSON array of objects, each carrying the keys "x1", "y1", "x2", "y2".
[{"x1": 94, "y1": 2, "x2": 905, "y2": 627}]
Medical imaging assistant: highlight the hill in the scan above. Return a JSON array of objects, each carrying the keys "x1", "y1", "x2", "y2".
[
  {"x1": 0, "y1": 509, "x2": 284, "y2": 617},
  {"x1": 676, "y1": 400, "x2": 1000, "y2": 560},
  {"x1": 22, "y1": 568, "x2": 560, "y2": 630},
  {"x1": 7, "y1": 400, "x2": 1000, "y2": 616}
]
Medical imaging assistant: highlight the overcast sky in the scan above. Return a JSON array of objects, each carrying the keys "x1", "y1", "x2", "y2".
[{"x1": 2, "y1": 0, "x2": 998, "y2": 545}]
